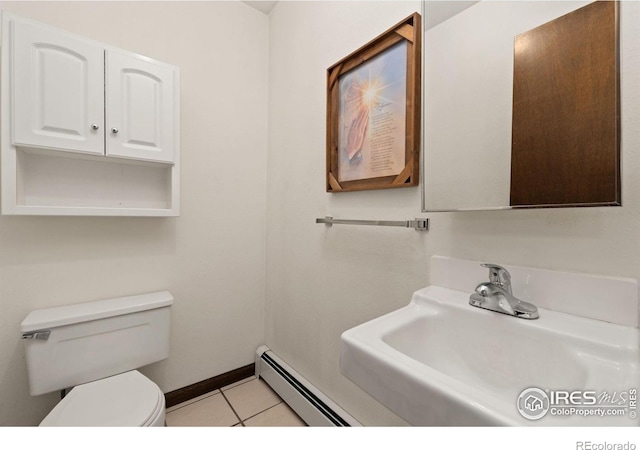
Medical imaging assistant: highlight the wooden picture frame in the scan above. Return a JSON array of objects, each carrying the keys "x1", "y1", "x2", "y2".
[{"x1": 326, "y1": 13, "x2": 421, "y2": 193}]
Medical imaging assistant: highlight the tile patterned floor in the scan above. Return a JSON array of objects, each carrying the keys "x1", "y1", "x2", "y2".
[{"x1": 166, "y1": 376, "x2": 307, "y2": 427}]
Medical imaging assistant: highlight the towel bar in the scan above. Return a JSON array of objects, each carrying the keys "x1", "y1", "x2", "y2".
[{"x1": 316, "y1": 216, "x2": 429, "y2": 231}]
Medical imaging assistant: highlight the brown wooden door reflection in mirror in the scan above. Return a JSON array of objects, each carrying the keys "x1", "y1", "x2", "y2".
[{"x1": 510, "y1": 1, "x2": 620, "y2": 207}]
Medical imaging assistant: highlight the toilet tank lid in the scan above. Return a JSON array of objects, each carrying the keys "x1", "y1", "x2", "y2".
[{"x1": 21, "y1": 291, "x2": 173, "y2": 332}]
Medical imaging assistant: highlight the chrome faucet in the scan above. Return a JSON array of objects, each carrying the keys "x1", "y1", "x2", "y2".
[{"x1": 469, "y1": 263, "x2": 539, "y2": 319}]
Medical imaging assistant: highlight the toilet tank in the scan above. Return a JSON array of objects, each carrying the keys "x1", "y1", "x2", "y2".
[{"x1": 21, "y1": 291, "x2": 173, "y2": 396}]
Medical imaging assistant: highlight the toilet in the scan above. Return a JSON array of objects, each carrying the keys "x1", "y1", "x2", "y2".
[{"x1": 20, "y1": 291, "x2": 173, "y2": 426}]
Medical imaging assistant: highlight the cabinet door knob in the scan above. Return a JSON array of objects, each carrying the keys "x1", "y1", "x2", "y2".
[
  {"x1": 91, "y1": 124, "x2": 100, "y2": 130},
  {"x1": 111, "y1": 127, "x2": 119, "y2": 134}
]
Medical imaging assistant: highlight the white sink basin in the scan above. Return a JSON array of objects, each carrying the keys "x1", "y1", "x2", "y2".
[{"x1": 340, "y1": 285, "x2": 640, "y2": 426}]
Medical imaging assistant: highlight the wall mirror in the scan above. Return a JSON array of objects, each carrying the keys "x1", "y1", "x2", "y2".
[{"x1": 421, "y1": 1, "x2": 620, "y2": 212}]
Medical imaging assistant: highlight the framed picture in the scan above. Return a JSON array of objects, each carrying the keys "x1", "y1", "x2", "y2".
[{"x1": 326, "y1": 13, "x2": 421, "y2": 193}]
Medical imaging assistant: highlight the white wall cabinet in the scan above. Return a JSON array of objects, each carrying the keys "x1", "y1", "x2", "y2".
[
  {"x1": 106, "y1": 50, "x2": 176, "y2": 163},
  {"x1": 11, "y1": 19, "x2": 105, "y2": 156},
  {"x1": 1, "y1": 12, "x2": 180, "y2": 216}
]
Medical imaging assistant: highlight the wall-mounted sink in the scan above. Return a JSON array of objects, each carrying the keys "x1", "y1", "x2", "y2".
[{"x1": 340, "y1": 285, "x2": 640, "y2": 426}]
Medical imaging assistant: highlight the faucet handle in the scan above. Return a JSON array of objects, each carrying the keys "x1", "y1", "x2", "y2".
[{"x1": 481, "y1": 263, "x2": 512, "y2": 291}]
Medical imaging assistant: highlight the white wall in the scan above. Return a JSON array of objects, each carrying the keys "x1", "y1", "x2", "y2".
[
  {"x1": 267, "y1": 0, "x2": 423, "y2": 426},
  {"x1": 266, "y1": 0, "x2": 640, "y2": 426},
  {"x1": 0, "y1": 1, "x2": 268, "y2": 426}
]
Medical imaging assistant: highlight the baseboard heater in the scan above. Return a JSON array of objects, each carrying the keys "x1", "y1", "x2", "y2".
[{"x1": 255, "y1": 345, "x2": 361, "y2": 427}]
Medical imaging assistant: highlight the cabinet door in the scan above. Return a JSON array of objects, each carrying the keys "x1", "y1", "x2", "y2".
[
  {"x1": 11, "y1": 19, "x2": 105, "y2": 155},
  {"x1": 106, "y1": 50, "x2": 177, "y2": 163}
]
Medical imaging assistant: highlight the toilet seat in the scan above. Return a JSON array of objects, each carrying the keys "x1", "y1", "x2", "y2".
[{"x1": 40, "y1": 370, "x2": 165, "y2": 427}]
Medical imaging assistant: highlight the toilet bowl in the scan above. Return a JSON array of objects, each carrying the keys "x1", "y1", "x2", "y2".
[
  {"x1": 21, "y1": 291, "x2": 173, "y2": 427},
  {"x1": 40, "y1": 371, "x2": 165, "y2": 427}
]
